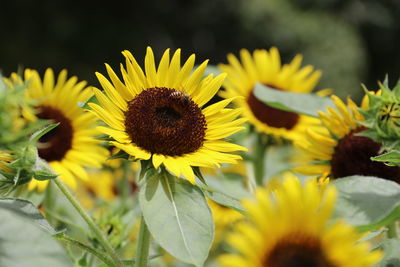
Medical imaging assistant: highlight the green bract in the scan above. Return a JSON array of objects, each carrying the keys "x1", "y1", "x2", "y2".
[{"x1": 359, "y1": 78, "x2": 400, "y2": 166}]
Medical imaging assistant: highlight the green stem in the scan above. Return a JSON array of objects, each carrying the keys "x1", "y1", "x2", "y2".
[
  {"x1": 134, "y1": 216, "x2": 151, "y2": 267},
  {"x1": 56, "y1": 234, "x2": 115, "y2": 267},
  {"x1": 254, "y1": 134, "x2": 268, "y2": 186},
  {"x1": 387, "y1": 222, "x2": 398, "y2": 238},
  {"x1": 53, "y1": 178, "x2": 124, "y2": 267}
]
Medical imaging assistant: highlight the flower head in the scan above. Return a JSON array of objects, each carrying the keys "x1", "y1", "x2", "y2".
[
  {"x1": 90, "y1": 47, "x2": 247, "y2": 183},
  {"x1": 218, "y1": 47, "x2": 323, "y2": 141},
  {"x1": 219, "y1": 177, "x2": 382, "y2": 267},
  {"x1": 7, "y1": 69, "x2": 109, "y2": 191},
  {"x1": 295, "y1": 95, "x2": 400, "y2": 183}
]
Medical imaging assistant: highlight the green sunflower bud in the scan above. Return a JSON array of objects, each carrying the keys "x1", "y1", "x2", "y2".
[{"x1": 359, "y1": 77, "x2": 400, "y2": 166}]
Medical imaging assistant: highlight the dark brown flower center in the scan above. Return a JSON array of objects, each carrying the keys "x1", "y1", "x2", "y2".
[
  {"x1": 265, "y1": 236, "x2": 334, "y2": 267},
  {"x1": 37, "y1": 105, "x2": 73, "y2": 162},
  {"x1": 247, "y1": 84, "x2": 299, "y2": 130},
  {"x1": 124, "y1": 87, "x2": 207, "y2": 156},
  {"x1": 331, "y1": 127, "x2": 400, "y2": 183}
]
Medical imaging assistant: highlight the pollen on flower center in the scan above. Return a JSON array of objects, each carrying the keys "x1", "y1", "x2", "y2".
[
  {"x1": 247, "y1": 84, "x2": 299, "y2": 130},
  {"x1": 124, "y1": 87, "x2": 207, "y2": 156},
  {"x1": 37, "y1": 105, "x2": 74, "y2": 162},
  {"x1": 265, "y1": 236, "x2": 334, "y2": 267},
  {"x1": 331, "y1": 127, "x2": 400, "y2": 183}
]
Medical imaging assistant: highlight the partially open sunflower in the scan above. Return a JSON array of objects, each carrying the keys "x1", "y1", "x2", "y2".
[{"x1": 89, "y1": 47, "x2": 247, "y2": 183}]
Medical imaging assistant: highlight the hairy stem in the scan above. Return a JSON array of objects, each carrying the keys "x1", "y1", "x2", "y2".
[{"x1": 53, "y1": 178, "x2": 123, "y2": 267}]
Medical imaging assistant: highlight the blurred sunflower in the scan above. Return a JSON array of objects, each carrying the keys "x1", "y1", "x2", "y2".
[
  {"x1": 90, "y1": 47, "x2": 246, "y2": 183},
  {"x1": 218, "y1": 47, "x2": 324, "y2": 141},
  {"x1": 0, "y1": 151, "x2": 14, "y2": 173},
  {"x1": 6, "y1": 69, "x2": 109, "y2": 191},
  {"x1": 219, "y1": 177, "x2": 382, "y2": 267},
  {"x1": 295, "y1": 95, "x2": 400, "y2": 183}
]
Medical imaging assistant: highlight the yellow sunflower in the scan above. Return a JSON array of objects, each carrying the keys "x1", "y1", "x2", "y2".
[
  {"x1": 89, "y1": 47, "x2": 247, "y2": 183},
  {"x1": 6, "y1": 69, "x2": 109, "y2": 191},
  {"x1": 294, "y1": 94, "x2": 400, "y2": 183},
  {"x1": 218, "y1": 47, "x2": 325, "y2": 141},
  {"x1": 219, "y1": 177, "x2": 382, "y2": 267}
]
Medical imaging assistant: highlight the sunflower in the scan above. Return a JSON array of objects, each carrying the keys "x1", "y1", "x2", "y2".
[
  {"x1": 294, "y1": 94, "x2": 400, "y2": 183},
  {"x1": 218, "y1": 47, "x2": 325, "y2": 141},
  {"x1": 219, "y1": 177, "x2": 382, "y2": 267},
  {"x1": 89, "y1": 47, "x2": 247, "y2": 183},
  {"x1": 6, "y1": 69, "x2": 109, "y2": 191}
]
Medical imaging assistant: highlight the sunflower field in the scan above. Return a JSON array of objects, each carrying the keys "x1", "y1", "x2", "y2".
[{"x1": 1, "y1": 1, "x2": 400, "y2": 267}]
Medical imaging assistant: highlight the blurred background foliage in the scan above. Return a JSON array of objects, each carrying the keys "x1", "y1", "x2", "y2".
[{"x1": 1, "y1": 0, "x2": 400, "y2": 101}]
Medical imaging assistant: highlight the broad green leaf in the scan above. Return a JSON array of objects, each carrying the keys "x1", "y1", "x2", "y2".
[
  {"x1": 204, "y1": 172, "x2": 251, "y2": 200},
  {"x1": 376, "y1": 239, "x2": 400, "y2": 267},
  {"x1": 0, "y1": 198, "x2": 70, "y2": 267},
  {"x1": 0, "y1": 198, "x2": 58, "y2": 234},
  {"x1": 331, "y1": 176, "x2": 400, "y2": 231},
  {"x1": 253, "y1": 83, "x2": 334, "y2": 117},
  {"x1": 139, "y1": 172, "x2": 213, "y2": 267}
]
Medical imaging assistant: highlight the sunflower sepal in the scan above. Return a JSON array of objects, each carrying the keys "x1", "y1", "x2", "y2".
[
  {"x1": 359, "y1": 80, "x2": 400, "y2": 166},
  {"x1": 193, "y1": 166, "x2": 207, "y2": 185},
  {"x1": 138, "y1": 159, "x2": 154, "y2": 181},
  {"x1": 31, "y1": 158, "x2": 58, "y2": 181},
  {"x1": 81, "y1": 93, "x2": 99, "y2": 110},
  {"x1": 108, "y1": 149, "x2": 131, "y2": 160},
  {"x1": 371, "y1": 150, "x2": 400, "y2": 167}
]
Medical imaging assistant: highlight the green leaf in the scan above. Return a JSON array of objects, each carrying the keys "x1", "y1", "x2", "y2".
[
  {"x1": 331, "y1": 176, "x2": 400, "y2": 231},
  {"x1": 203, "y1": 189, "x2": 245, "y2": 213},
  {"x1": 253, "y1": 83, "x2": 334, "y2": 117},
  {"x1": 376, "y1": 239, "x2": 400, "y2": 267},
  {"x1": 204, "y1": 172, "x2": 251, "y2": 200},
  {"x1": 0, "y1": 198, "x2": 70, "y2": 267},
  {"x1": 0, "y1": 198, "x2": 58, "y2": 234},
  {"x1": 139, "y1": 172, "x2": 214, "y2": 267}
]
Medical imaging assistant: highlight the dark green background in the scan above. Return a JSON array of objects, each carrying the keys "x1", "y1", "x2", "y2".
[{"x1": 1, "y1": 0, "x2": 400, "y2": 101}]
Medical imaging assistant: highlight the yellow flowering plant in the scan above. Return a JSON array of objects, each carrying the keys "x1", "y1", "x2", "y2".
[{"x1": 0, "y1": 46, "x2": 399, "y2": 267}]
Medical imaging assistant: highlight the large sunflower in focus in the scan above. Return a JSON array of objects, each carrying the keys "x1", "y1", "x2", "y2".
[
  {"x1": 295, "y1": 94, "x2": 400, "y2": 183},
  {"x1": 89, "y1": 47, "x2": 246, "y2": 183},
  {"x1": 219, "y1": 177, "x2": 382, "y2": 267},
  {"x1": 6, "y1": 69, "x2": 109, "y2": 191},
  {"x1": 218, "y1": 47, "x2": 324, "y2": 141}
]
